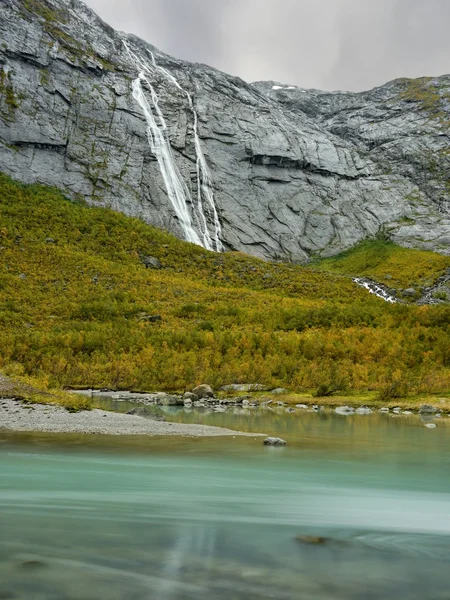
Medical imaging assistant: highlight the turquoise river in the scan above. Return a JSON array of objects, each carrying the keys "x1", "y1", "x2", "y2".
[{"x1": 1, "y1": 406, "x2": 449, "y2": 599}]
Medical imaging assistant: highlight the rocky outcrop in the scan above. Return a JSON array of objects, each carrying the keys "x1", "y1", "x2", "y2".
[
  {"x1": 254, "y1": 78, "x2": 450, "y2": 255},
  {"x1": 1, "y1": 0, "x2": 449, "y2": 261}
]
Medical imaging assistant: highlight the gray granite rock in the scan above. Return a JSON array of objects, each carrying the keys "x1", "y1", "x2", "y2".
[
  {"x1": 220, "y1": 383, "x2": 269, "y2": 392},
  {"x1": 156, "y1": 394, "x2": 184, "y2": 406},
  {"x1": 419, "y1": 404, "x2": 438, "y2": 414},
  {"x1": 0, "y1": 0, "x2": 449, "y2": 261},
  {"x1": 191, "y1": 384, "x2": 214, "y2": 398},
  {"x1": 403, "y1": 288, "x2": 417, "y2": 297},
  {"x1": 254, "y1": 78, "x2": 450, "y2": 257},
  {"x1": 263, "y1": 437, "x2": 287, "y2": 446},
  {"x1": 141, "y1": 256, "x2": 162, "y2": 269},
  {"x1": 335, "y1": 406, "x2": 355, "y2": 416}
]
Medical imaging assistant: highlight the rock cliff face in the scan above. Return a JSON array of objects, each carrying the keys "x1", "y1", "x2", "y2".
[{"x1": 1, "y1": 0, "x2": 449, "y2": 261}]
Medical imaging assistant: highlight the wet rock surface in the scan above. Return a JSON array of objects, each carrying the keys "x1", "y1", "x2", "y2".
[
  {"x1": 126, "y1": 406, "x2": 166, "y2": 421},
  {"x1": 419, "y1": 404, "x2": 438, "y2": 414},
  {"x1": 263, "y1": 437, "x2": 287, "y2": 446},
  {"x1": 0, "y1": 0, "x2": 449, "y2": 261},
  {"x1": 295, "y1": 535, "x2": 328, "y2": 545}
]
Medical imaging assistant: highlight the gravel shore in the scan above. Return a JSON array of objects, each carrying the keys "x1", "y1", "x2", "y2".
[{"x1": 0, "y1": 399, "x2": 263, "y2": 437}]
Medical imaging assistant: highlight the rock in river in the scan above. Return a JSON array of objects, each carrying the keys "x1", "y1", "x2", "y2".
[
  {"x1": 263, "y1": 437, "x2": 287, "y2": 446},
  {"x1": 295, "y1": 535, "x2": 327, "y2": 545},
  {"x1": 335, "y1": 406, "x2": 355, "y2": 416},
  {"x1": 126, "y1": 407, "x2": 166, "y2": 421},
  {"x1": 419, "y1": 404, "x2": 438, "y2": 414}
]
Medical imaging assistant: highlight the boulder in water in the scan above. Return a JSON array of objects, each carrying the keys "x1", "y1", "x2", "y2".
[
  {"x1": 263, "y1": 437, "x2": 287, "y2": 446},
  {"x1": 419, "y1": 404, "x2": 437, "y2": 414},
  {"x1": 335, "y1": 406, "x2": 355, "y2": 416},
  {"x1": 157, "y1": 394, "x2": 184, "y2": 406},
  {"x1": 126, "y1": 407, "x2": 166, "y2": 421},
  {"x1": 295, "y1": 535, "x2": 327, "y2": 545}
]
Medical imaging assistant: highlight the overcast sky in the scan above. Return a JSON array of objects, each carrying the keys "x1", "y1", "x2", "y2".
[{"x1": 85, "y1": 0, "x2": 450, "y2": 92}]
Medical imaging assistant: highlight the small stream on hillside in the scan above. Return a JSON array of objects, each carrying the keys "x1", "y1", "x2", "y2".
[{"x1": 1, "y1": 403, "x2": 450, "y2": 600}]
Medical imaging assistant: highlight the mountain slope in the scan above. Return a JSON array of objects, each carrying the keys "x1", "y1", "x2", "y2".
[
  {"x1": 1, "y1": 174, "x2": 450, "y2": 397},
  {"x1": 1, "y1": 0, "x2": 449, "y2": 261},
  {"x1": 255, "y1": 76, "x2": 450, "y2": 253}
]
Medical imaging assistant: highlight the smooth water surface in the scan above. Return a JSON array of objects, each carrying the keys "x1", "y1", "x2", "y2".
[{"x1": 1, "y1": 409, "x2": 450, "y2": 600}]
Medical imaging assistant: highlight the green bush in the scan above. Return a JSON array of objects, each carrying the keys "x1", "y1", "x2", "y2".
[{"x1": 0, "y1": 172, "x2": 450, "y2": 396}]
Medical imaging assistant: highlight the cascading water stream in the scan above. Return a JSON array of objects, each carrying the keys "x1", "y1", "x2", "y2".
[
  {"x1": 353, "y1": 277, "x2": 398, "y2": 303},
  {"x1": 131, "y1": 74, "x2": 202, "y2": 246},
  {"x1": 149, "y1": 52, "x2": 223, "y2": 252},
  {"x1": 123, "y1": 41, "x2": 222, "y2": 251},
  {"x1": 192, "y1": 109, "x2": 223, "y2": 252}
]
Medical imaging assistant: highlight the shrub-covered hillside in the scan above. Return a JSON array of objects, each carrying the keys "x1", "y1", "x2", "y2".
[
  {"x1": 315, "y1": 239, "x2": 450, "y2": 291},
  {"x1": 1, "y1": 173, "x2": 450, "y2": 397}
]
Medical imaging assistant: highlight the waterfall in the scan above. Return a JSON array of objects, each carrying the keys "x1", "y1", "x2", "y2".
[
  {"x1": 149, "y1": 51, "x2": 223, "y2": 252},
  {"x1": 192, "y1": 109, "x2": 223, "y2": 252},
  {"x1": 353, "y1": 277, "x2": 398, "y2": 303},
  {"x1": 123, "y1": 41, "x2": 222, "y2": 251},
  {"x1": 131, "y1": 74, "x2": 202, "y2": 246}
]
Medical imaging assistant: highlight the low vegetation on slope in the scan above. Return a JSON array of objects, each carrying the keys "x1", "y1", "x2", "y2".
[
  {"x1": 1, "y1": 174, "x2": 450, "y2": 404},
  {"x1": 315, "y1": 239, "x2": 450, "y2": 290}
]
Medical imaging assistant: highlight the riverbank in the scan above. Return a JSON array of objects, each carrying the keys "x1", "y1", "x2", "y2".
[
  {"x1": 0, "y1": 399, "x2": 264, "y2": 437},
  {"x1": 2, "y1": 371, "x2": 450, "y2": 415}
]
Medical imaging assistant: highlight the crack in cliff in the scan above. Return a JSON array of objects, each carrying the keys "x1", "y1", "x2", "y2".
[
  {"x1": 5, "y1": 140, "x2": 68, "y2": 153},
  {"x1": 243, "y1": 152, "x2": 364, "y2": 180}
]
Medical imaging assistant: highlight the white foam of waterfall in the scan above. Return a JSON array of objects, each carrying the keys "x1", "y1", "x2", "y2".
[
  {"x1": 131, "y1": 74, "x2": 202, "y2": 246},
  {"x1": 123, "y1": 40, "x2": 222, "y2": 251},
  {"x1": 353, "y1": 277, "x2": 398, "y2": 303},
  {"x1": 192, "y1": 109, "x2": 223, "y2": 252},
  {"x1": 149, "y1": 51, "x2": 223, "y2": 252}
]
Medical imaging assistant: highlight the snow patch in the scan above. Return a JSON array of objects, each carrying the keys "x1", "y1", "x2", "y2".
[{"x1": 272, "y1": 85, "x2": 297, "y2": 91}]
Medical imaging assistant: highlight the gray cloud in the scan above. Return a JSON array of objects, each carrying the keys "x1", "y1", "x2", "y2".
[{"x1": 85, "y1": 0, "x2": 450, "y2": 91}]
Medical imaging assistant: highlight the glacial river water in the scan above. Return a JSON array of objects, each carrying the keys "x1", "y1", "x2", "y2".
[{"x1": 1, "y1": 407, "x2": 450, "y2": 600}]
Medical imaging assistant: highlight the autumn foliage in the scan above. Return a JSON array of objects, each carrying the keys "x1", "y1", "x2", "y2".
[{"x1": 1, "y1": 173, "x2": 450, "y2": 397}]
